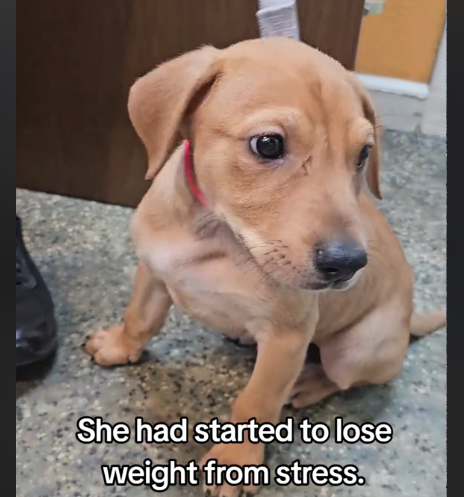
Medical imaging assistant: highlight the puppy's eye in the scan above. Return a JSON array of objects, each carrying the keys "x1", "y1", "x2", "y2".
[
  {"x1": 357, "y1": 144, "x2": 372, "y2": 170},
  {"x1": 250, "y1": 134, "x2": 285, "y2": 160}
]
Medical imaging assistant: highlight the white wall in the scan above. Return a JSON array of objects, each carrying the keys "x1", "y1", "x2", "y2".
[{"x1": 422, "y1": 23, "x2": 447, "y2": 137}]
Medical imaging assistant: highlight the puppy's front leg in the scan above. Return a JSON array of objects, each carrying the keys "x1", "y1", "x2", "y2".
[
  {"x1": 201, "y1": 309, "x2": 318, "y2": 497},
  {"x1": 86, "y1": 261, "x2": 172, "y2": 366}
]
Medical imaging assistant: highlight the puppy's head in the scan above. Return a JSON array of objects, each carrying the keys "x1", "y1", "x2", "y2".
[{"x1": 129, "y1": 38, "x2": 382, "y2": 292}]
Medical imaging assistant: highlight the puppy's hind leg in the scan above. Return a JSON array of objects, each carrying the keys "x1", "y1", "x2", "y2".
[
  {"x1": 288, "y1": 364, "x2": 340, "y2": 408},
  {"x1": 290, "y1": 305, "x2": 410, "y2": 409},
  {"x1": 85, "y1": 262, "x2": 172, "y2": 366}
]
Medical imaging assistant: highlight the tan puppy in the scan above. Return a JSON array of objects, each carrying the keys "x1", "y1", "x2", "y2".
[{"x1": 86, "y1": 38, "x2": 446, "y2": 496}]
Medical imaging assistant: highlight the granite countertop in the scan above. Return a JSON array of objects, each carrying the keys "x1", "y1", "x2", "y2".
[{"x1": 16, "y1": 130, "x2": 446, "y2": 497}]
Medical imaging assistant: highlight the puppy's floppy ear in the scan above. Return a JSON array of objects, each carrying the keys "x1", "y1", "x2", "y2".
[
  {"x1": 128, "y1": 46, "x2": 220, "y2": 180},
  {"x1": 350, "y1": 76, "x2": 383, "y2": 200}
]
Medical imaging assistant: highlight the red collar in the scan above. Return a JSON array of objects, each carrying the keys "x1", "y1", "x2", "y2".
[{"x1": 183, "y1": 140, "x2": 209, "y2": 209}]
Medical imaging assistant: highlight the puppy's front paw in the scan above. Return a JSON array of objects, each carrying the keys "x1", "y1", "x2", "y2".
[
  {"x1": 85, "y1": 325, "x2": 143, "y2": 367},
  {"x1": 200, "y1": 442, "x2": 265, "y2": 497}
]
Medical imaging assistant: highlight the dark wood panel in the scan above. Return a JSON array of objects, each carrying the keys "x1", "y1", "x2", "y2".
[
  {"x1": 298, "y1": 0, "x2": 365, "y2": 70},
  {"x1": 17, "y1": 0, "x2": 365, "y2": 207}
]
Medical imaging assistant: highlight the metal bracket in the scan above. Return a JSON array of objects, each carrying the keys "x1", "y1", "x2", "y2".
[{"x1": 364, "y1": 1, "x2": 385, "y2": 16}]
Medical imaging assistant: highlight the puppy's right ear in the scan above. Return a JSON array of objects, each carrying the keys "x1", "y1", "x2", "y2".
[
  {"x1": 349, "y1": 75, "x2": 383, "y2": 199},
  {"x1": 128, "y1": 46, "x2": 220, "y2": 180}
]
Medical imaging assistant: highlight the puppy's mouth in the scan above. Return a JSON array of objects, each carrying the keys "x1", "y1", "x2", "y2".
[
  {"x1": 235, "y1": 235, "x2": 350, "y2": 292},
  {"x1": 232, "y1": 229, "x2": 363, "y2": 293},
  {"x1": 305, "y1": 272, "x2": 361, "y2": 293}
]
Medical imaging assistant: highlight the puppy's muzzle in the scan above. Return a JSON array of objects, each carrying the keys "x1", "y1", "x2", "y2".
[{"x1": 314, "y1": 239, "x2": 368, "y2": 286}]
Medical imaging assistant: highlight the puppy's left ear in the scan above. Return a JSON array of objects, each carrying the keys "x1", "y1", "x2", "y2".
[
  {"x1": 128, "y1": 46, "x2": 221, "y2": 180},
  {"x1": 350, "y1": 76, "x2": 383, "y2": 200}
]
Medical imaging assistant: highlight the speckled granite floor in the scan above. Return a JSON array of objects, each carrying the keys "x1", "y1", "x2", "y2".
[{"x1": 16, "y1": 130, "x2": 446, "y2": 497}]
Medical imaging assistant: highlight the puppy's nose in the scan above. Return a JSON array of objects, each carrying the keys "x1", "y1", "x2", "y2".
[{"x1": 315, "y1": 240, "x2": 368, "y2": 282}]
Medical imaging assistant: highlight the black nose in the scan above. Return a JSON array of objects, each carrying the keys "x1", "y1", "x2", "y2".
[{"x1": 315, "y1": 240, "x2": 368, "y2": 282}]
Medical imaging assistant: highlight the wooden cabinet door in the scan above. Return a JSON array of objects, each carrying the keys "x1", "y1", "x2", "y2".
[{"x1": 17, "y1": 0, "x2": 365, "y2": 207}]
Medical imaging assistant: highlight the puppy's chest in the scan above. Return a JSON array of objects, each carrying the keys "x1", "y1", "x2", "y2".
[{"x1": 140, "y1": 235, "x2": 275, "y2": 332}]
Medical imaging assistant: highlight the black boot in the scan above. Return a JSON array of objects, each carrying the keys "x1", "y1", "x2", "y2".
[{"x1": 16, "y1": 216, "x2": 57, "y2": 367}]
